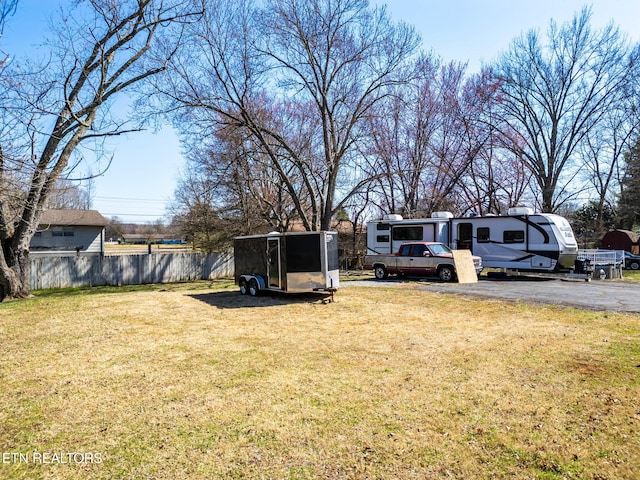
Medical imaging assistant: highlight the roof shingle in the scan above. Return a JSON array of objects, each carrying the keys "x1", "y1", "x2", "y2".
[{"x1": 38, "y1": 209, "x2": 108, "y2": 227}]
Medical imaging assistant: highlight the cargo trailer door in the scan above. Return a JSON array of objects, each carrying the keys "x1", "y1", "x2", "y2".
[{"x1": 267, "y1": 238, "x2": 282, "y2": 289}]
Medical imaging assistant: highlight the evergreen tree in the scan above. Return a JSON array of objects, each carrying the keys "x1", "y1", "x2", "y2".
[
  {"x1": 617, "y1": 137, "x2": 640, "y2": 230},
  {"x1": 568, "y1": 202, "x2": 616, "y2": 247}
]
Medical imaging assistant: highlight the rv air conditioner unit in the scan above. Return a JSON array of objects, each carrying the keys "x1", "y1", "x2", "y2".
[{"x1": 508, "y1": 207, "x2": 534, "y2": 216}]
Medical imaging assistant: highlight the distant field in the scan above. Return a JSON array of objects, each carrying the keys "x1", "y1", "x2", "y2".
[
  {"x1": 1, "y1": 280, "x2": 639, "y2": 479},
  {"x1": 104, "y1": 243, "x2": 193, "y2": 254}
]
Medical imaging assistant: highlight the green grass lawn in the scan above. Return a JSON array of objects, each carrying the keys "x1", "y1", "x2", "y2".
[
  {"x1": 1, "y1": 280, "x2": 639, "y2": 479},
  {"x1": 620, "y1": 269, "x2": 640, "y2": 282}
]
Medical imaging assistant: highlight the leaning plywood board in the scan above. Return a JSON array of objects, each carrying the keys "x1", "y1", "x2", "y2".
[{"x1": 452, "y1": 250, "x2": 478, "y2": 284}]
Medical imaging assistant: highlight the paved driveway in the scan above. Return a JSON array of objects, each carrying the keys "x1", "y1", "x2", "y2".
[{"x1": 345, "y1": 277, "x2": 640, "y2": 313}]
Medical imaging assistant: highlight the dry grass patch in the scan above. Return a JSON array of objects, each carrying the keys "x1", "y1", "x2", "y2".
[{"x1": 1, "y1": 281, "x2": 639, "y2": 479}]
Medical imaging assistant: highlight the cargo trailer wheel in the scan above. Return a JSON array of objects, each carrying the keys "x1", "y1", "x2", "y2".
[
  {"x1": 248, "y1": 278, "x2": 259, "y2": 296},
  {"x1": 239, "y1": 278, "x2": 248, "y2": 295},
  {"x1": 374, "y1": 265, "x2": 388, "y2": 280},
  {"x1": 438, "y1": 265, "x2": 454, "y2": 282}
]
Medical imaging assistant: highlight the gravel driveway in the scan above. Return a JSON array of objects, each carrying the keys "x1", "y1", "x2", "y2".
[{"x1": 345, "y1": 276, "x2": 640, "y2": 313}]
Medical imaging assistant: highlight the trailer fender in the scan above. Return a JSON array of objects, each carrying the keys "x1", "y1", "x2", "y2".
[{"x1": 239, "y1": 274, "x2": 266, "y2": 296}]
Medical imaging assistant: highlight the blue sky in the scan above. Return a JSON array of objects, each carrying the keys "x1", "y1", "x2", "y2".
[{"x1": 3, "y1": 0, "x2": 640, "y2": 223}]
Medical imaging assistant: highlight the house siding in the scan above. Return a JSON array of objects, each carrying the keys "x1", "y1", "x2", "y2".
[{"x1": 31, "y1": 226, "x2": 104, "y2": 254}]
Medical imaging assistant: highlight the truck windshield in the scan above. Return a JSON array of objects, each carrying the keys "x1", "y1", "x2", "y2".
[{"x1": 429, "y1": 243, "x2": 452, "y2": 255}]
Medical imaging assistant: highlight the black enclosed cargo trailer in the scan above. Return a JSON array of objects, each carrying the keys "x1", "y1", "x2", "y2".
[{"x1": 234, "y1": 231, "x2": 340, "y2": 295}]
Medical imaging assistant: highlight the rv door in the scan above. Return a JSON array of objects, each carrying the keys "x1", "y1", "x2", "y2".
[
  {"x1": 457, "y1": 222, "x2": 473, "y2": 251},
  {"x1": 267, "y1": 238, "x2": 281, "y2": 289}
]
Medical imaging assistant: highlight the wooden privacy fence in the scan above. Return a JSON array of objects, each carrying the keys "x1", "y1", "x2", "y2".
[{"x1": 29, "y1": 252, "x2": 234, "y2": 290}]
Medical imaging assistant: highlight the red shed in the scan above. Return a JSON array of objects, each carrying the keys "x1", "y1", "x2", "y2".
[{"x1": 600, "y1": 229, "x2": 640, "y2": 254}]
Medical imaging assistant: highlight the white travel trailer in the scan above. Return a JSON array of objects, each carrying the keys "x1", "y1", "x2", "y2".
[{"x1": 366, "y1": 208, "x2": 580, "y2": 273}]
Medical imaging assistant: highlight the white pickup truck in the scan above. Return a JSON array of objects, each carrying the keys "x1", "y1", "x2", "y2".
[{"x1": 364, "y1": 242, "x2": 483, "y2": 282}]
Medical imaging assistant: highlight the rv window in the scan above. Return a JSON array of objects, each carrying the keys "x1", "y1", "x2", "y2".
[
  {"x1": 504, "y1": 230, "x2": 524, "y2": 244},
  {"x1": 376, "y1": 235, "x2": 390, "y2": 243},
  {"x1": 392, "y1": 226, "x2": 422, "y2": 241},
  {"x1": 377, "y1": 223, "x2": 390, "y2": 231},
  {"x1": 477, "y1": 227, "x2": 490, "y2": 243}
]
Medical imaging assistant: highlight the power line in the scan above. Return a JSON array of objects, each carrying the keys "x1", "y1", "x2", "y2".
[
  {"x1": 101, "y1": 212, "x2": 167, "y2": 217},
  {"x1": 94, "y1": 196, "x2": 168, "y2": 204}
]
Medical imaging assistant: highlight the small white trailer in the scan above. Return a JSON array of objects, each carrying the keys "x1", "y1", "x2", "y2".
[{"x1": 234, "y1": 231, "x2": 339, "y2": 296}]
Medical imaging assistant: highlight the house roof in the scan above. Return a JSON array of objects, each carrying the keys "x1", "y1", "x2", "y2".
[
  {"x1": 601, "y1": 229, "x2": 639, "y2": 242},
  {"x1": 38, "y1": 209, "x2": 108, "y2": 227}
]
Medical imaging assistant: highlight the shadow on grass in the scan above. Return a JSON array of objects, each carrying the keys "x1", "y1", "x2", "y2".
[
  {"x1": 188, "y1": 289, "x2": 334, "y2": 309},
  {"x1": 30, "y1": 279, "x2": 235, "y2": 299}
]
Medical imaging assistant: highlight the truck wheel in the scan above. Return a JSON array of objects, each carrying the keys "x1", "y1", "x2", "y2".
[
  {"x1": 374, "y1": 265, "x2": 388, "y2": 280},
  {"x1": 438, "y1": 265, "x2": 454, "y2": 282},
  {"x1": 239, "y1": 278, "x2": 248, "y2": 295},
  {"x1": 248, "y1": 278, "x2": 259, "y2": 296}
]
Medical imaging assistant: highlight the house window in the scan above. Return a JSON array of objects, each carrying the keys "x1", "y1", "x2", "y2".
[
  {"x1": 51, "y1": 227, "x2": 75, "y2": 237},
  {"x1": 504, "y1": 230, "x2": 524, "y2": 244},
  {"x1": 477, "y1": 227, "x2": 490, "y2": 243}
]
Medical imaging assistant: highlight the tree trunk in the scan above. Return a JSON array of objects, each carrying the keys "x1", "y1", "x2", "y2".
[
  {"x1": 0, "y1": 241, "x2": 31, "y2": 301},
  {"x1": 0, "y1": 1, "x2": 202, "y2": 301}
]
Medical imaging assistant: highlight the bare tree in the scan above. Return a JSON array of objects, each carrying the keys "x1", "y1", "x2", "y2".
[
  {"x1": 458, "y1": 69, "x2": 535, "y2": 214},
  {"x1": 365, "y1": 54, "x2": 441, "y2": 216},
  {"x1": 366, "y1": 56, "x2": 492, "y2": 218},
  {"x1": 0, "y1": 0, "x2": 202, "y2": 300},
  {"x1": 0, "y1": 0, "x2": 17, "y2": 34},
  {"x1": 493, "y1": 7, "x2": 638, "y2": 212},
  {"x1": 157, "y1": 0, "x2": 419, "y2": 231},
  {"x1": 171, "y1": 122, "x2": 301, "y2": 250},
  {"x1": 45, "y1": 178, "x2": 93, "y2": 210},
  {"x1": 580, "y1": 99, "x2": 640, "y2": 236}
]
